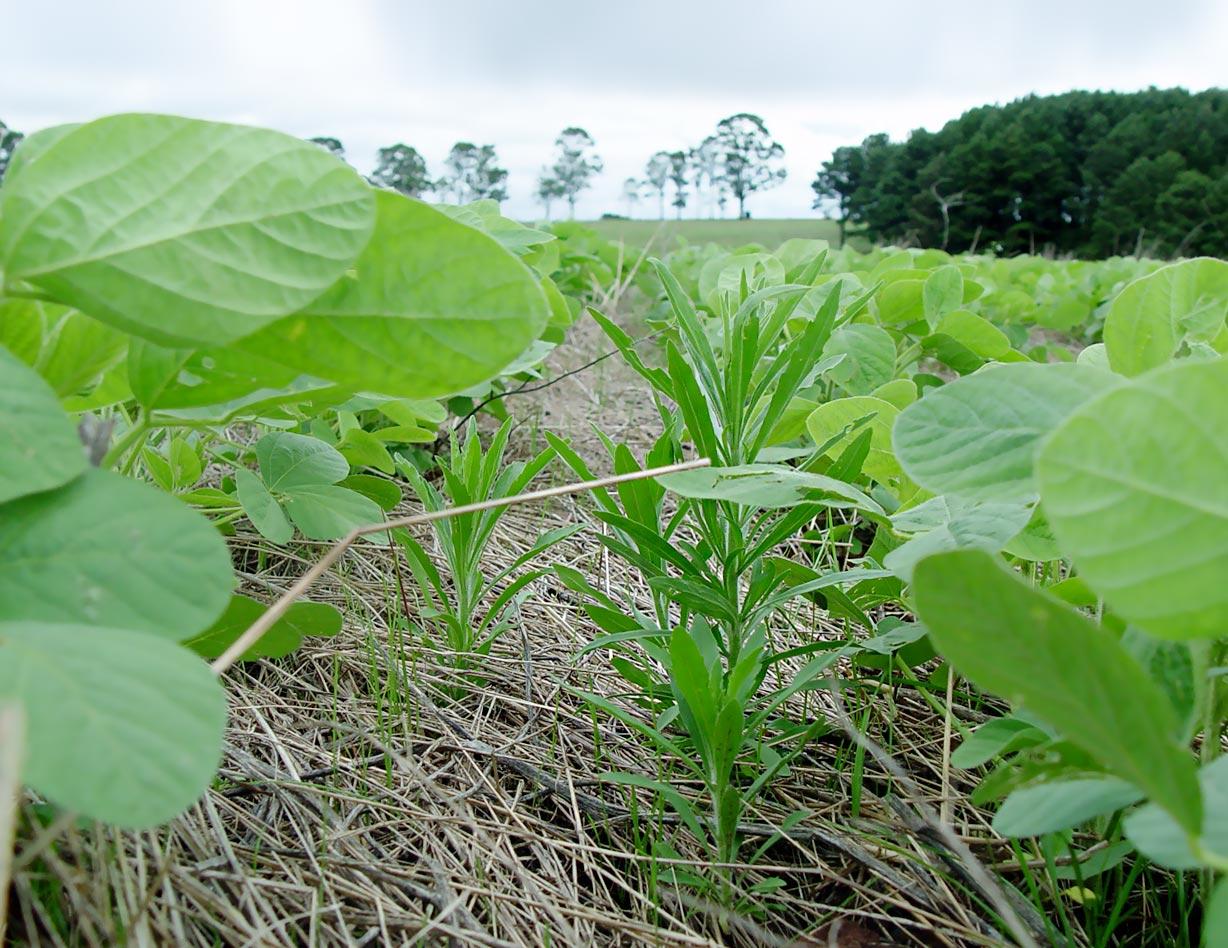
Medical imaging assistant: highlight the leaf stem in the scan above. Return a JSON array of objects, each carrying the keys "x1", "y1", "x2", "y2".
[{"x1": 101, "y1": 413, "x2": 150, "y2": 470}]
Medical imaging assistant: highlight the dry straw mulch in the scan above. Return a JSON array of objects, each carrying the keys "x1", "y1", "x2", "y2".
[{"x1": 7, "y1": 313, "x2": 1035, "y2": 947}]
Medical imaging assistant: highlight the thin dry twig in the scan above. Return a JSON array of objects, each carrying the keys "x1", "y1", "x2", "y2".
[
  {"x1": 0, "y1": 703, "x2": 24, "y2": 942},
  {"x1": 211, "y1": 457, "x2": 710, "y2": 674}
]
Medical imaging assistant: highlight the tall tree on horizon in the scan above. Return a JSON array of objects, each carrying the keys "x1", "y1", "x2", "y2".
[
  {"x1": 644, "y1": 151, "x2": 671, "y2": 220},
  {"x1": 307, "y1": 136, "x2": 346, "y2": 161},
  {"x1": 621, "y1": 177, "x2": 643, "y2": 218},
  {"x1": 710, "y1": 113, "x2": 786, "y2": 219},
  {"x1": 667, "y1": 150, "x2": 690, "y2": 219},
  {"x1": 535, "y1": 172, "x2": 565, "y2": 220},
  {"x1": 437, "y1": 142, "x2": 508, "y2": 204},
  {"x1": 547, "y1": 127, "x2": 603, "y2": 219},
  {"x1": 369, "y1": 143, "x2": 432, "y2": 197},
  {"x1": 0, "y1": 120, "x2": 25, "y2": 184}
]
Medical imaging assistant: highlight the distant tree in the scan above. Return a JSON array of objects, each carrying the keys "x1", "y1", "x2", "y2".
[
  {"x1": 308, "y1": 136, "x2": 346, "y2": 160},
  {"x1": 369, "y1": 143, "x2": 432, "y2": 197},
  {"x1": 621, "y1": 177, "x2": 644, "y2": 218},
  {"x1": 644, "y1": 151, "x2": 671, "y2": 220},
  {"x1": 690, "y1": 136, "x2": 721, "y2": 217},
  {"x1": 667, "y1": 150, "x2": 690, "y2": 219},
  {"x1": 548, "y1": 127, "x2": 603, "y2": 219},
  {"x1": 437, "y1": 142, "x2": 508, "y2": 204},
  {"x1": 0, "y1": 120, "x2": 25, "y2": 184},
  {"x1": 710, "y1": 113, "x2": 786, "y2": 219},
  {"x1": 536, "y1": 173, "x2": 566, "y2": 219},
  {"x1": 812, "y1": 144, "x2": 865, "y2": 244}
]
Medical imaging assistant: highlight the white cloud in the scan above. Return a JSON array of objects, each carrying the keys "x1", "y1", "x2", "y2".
[{"x1": 2, "y1": 0, "x2": 1224, "y2": 218}]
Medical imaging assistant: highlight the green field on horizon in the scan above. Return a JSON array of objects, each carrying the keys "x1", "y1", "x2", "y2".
[{"x1": 583, "y1": 217, "x2": 845, "y2": 250}]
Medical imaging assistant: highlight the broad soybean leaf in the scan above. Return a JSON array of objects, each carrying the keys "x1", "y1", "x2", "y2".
[
  {"x1": 933, "y1": 309, "x2": 1013, "y2": 359},
  {"x1": 923, "y1": 265, "x2": 963, "y2": 326},
  {"x1": 237, "y1": 191, "x2": 549, "y2": 397},
  {"x1": 822, "y1": 324, "x2": 896, "y2": 395},
  {"x1": 893, "y1": 363, "x2": 1121, "y2": 503},
  {"x1": 185, "y1": 594, "x2": 342, "y2": 660},
  {"x1": 913, "y1": 549, "x2": 1201, "y2": 834},
  {"x1": 994, "y1": 777, "x2": 1143, "y2": 838},
  {"x1": 658, "y1": 463, "x2": 882, "y2": 514},
  {"x1": 1124, "y1": 755, "x2": 1228, "y2": 869},
  {"x1": 0, "y1": 345, "x2": 86, "y2": 503},
  {"x1": 127, "y1": 339, "x2": 338, "y2": 415},
  {"x1": 25, "y1": 308, "x2": 128, "y2": 397},
  {"x1": 0, "y1": 469, "x2": 234, "y2": 640},
  {"x1": 871, "y1": 378, "x2": 917, "y2": 410},
  {"x1": 0, "y1": 621, "x2": 227, "y2": 828},
  {"x1": 257, "y1": 431, "x2": 349, "y2": 491},
  {"x1": 234, "y1": 467, "x2": 293, "y2": 544},
  {"x1": 339, "y1": 474, "x2": 402, "y2": 511},
  {"x1": 282, "y1": 484, "x2": 384, "y2": 540},
  {"x1": 884, "y1": 495, "x2": 1034, "y2": 582},
  {"x1": 0, "y1": 297, "x2": 52, "y2": 364},
  {"x1": 0, "y1": 114, "x2": 375, "y2": 346},
  {"x1": 1038, "y1": 358, "x2": 1228, "y2": 640},
  {"x1": 952, "y1": 716, "x2": 1048, "y2": 769},
  {"x1": 1001, "y1": 508, "x2": 1061, "y2": 562},
  {"x1": 1104, "y1": 258, "x2": 1228, "y2": 377},
  {"x1": 806, "y1": 396, "x2": 902, "y2": 484},
  {"x1": 875, "y1": 278, "x2": 925, "y2": 326}
]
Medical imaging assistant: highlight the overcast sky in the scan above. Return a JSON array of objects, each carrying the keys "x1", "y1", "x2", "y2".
[{"x1": 3, "y1": 1, "x2": 1225, "y2": 219}]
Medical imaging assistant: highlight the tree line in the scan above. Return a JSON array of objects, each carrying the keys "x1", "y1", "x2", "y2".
[
  {"x1": 0, "y1": 113, "x2": 789, "y2": 222},
  {"x1": 3, "y1": 91, "x2": 1225, "y2": 256},
  {"x1": 313, "y1": 112, "x2": 790, "y2": 221},
  {"x1": 812, "y1": 88, "x2": 1228, "y2": 258},
  {"x1": 619, "y1": 113, "x2": 787, "y2": 220}
]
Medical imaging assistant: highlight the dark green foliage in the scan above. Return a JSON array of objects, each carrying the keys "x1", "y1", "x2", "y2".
[
  {"x1": 0, "y1": 119, "x2": 23, "y2": 183},
  {"x1": 812, "y1": 88, "x2": 1228, "y2": 258},
  {"x1": 369, "y1": 142, "x2": 433, "y2": 197}
]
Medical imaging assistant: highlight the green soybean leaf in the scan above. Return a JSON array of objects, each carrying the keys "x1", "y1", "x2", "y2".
[
  {"x1": 806, "y1": 396, "x2": 903, "y2": 484},
  {"x1": 234, "y1": 467, "x2": 293, "y2": 544},
  {"x1": 822, "y1": 324, "x2": 896, "y2": 395},
  {"x1": 923, "y1": 265, "x2": 964, "y2": 326},
  {"x1": 1124, "y1": 756, "x2": 1228, "y2": 869},
  {"x1": 0, "y1": 298, "x2": 51, "y2": 364},
  {"x1": 1038, "y1": 358, "x2": 1228, "y2": 640},
  {"x1": 913, "y1": 549, "x2": 1201, "y2": 834},
  {"x1": 871, "y1": 378, "x2": 918, "y2": 410},
  {"x1": 658, "y1": 463, "x2": 882, "y2": 513},
  {"x1": 257, "y1": 432, "x2": 349, "y2": 491},
  {"x1": 0, "y1": 114, "x2": 375, "y2": 346},
  {"x1": 0, "y1": 468, "x2": 234, "y2": 640},
  {"x1": 1001, "y1": 508, "x2": 1062, "y2": 562},
  {"x1": 875, "y1": 278, "x2": 925, "y2": 326},
  {"x1": 23, "y1": 308, "x2": 128, "y2": 397},
  {"x1": 934, "y1": 310, "x2": 1013, "y2": 360},
  {"x1": 884, "y1": 495, "x2": 1034, "y2": 582},
  {"x1": 0, "y1": 344, "x2": 86, "y2": 503},
  {"x1": 127, "y1": 340, "x2": 339, "y2": 417},
  {"x1": 1104, "y1": 258, "x2": 1228, "y2": 377},
  {"x1": 338, "y1": 427, "x2": 395, "y2": 474},
  {"x1": 184, "y1": 594, "x2": 342, "y2": 660},
  {"x1": 894, "y1": 363, "x2": 1121, "y2": 503},
  {"x1": 236, "y1": 191, "x2": 549, "y2": 397},
  {"x1": 952, "y1": 717, "x2": 1048, "y2": 769},
  {"x1": 0, "y1": 621, "x2": 227, "y2": 828},
  {"x1": 339, "y1": 474, "x2": 402, "y2": 511},
  {"x1": 282, "y1": 484, "x2": 384, "y2": 540},
  {"x1": 994, "y1": 777, "x2": 1143, "y2": 837}
]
